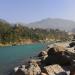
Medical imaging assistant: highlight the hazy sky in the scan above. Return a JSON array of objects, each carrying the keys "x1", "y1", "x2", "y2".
[{"x1": 0, "y1": 0, "x2": 75, "y2": 23}]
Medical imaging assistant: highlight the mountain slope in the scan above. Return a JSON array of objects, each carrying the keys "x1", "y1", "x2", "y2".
[{"x1": 28, "y1": 18, "x2": 75, "y2": 31}]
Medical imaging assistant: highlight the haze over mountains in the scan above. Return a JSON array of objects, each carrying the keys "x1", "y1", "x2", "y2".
[
  {"x1": 27, "y1": 18, "x2": 75, "y2": 32},
  {"x1": 0, "y1": 18, "x2": 75, "y2": 32}
]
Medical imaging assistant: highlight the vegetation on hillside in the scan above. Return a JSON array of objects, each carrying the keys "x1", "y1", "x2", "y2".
[{"x1": 0, "y1": 19, "x2": 69, "y2": 44}]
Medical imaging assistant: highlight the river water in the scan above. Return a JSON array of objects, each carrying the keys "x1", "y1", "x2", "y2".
[{"x1": 0, "y1": 43, "x2": 47, "y2": 75}]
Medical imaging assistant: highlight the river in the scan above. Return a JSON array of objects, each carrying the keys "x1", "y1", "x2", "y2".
[{"x1": 0, "y1": 43, "x2": 47, "y2": 75}]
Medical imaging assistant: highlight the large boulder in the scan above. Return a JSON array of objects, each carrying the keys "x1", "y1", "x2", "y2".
[
  {"x1": 26, "y1": 59, "x2": 41, "y2": 75},
  {"x1": 12, "y1": 59, "x2": 41, "y2": 75},
  {"x1": 43, "y1": 64, "x2": 67, "y2": 75},
  {"x1": 42, "y1": 45, "x2": 72, "y2": 66},
  {"x1": 10, "y1": 65, "x2": 26, "y2": 75},
  {"x1": 44, "y1": 52, "x2": 71, "y2": 66},
  {"x1": 13, "y1": 69, "x2": 26, "y2": 75},
  {"x1": 47, "y1": 45, "x2": 66, "y2": 55}
]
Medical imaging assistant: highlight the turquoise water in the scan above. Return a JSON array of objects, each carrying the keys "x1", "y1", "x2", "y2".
[{"x1": 0, "y1": 43, "x2": 47, "y2": 75}]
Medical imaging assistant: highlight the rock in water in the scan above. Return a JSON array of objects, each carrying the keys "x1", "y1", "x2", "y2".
[
  {"x1": 38, "y1": 51, "x2": 48, "y2": 57},
  {"x1": 12, "y1": 59, "x2": 41, "y2": 75},
  {"x1": 14, "y1": 69, "x2": 25, "y2": 75},
  {"x1": 38, "y1": 51, "x2": 48, "y2": 60}
]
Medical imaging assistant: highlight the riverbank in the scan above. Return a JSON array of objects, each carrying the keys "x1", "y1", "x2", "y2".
[
  {"x1": 10, "y1": 41, "x2": 75, "y2": 75},
  {"x1": 0, "y1": 39, "x2": 39, "y2": 47}
]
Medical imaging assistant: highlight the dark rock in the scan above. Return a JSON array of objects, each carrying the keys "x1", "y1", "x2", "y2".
[
  {"x1": 14, "y1": 69, "x2": 25, "y2": 75},
  {"x1": 43, "y1": 53, "x2": 71, "y2": 66},
  {"x1": 70, "y1": 65, "x2": 75, "y2": 75},
  {"x1": 9, "y1": 68, "x2": 25, "y2": 75},
  {"x1": 38, "y1": 51, "x2": 47, "y2": 57},
  {"x1": 38, "y1": 51, "x2": 48, "y2": 62},
  {"x1": 47, "y1": 45, "x2": 65, "y2": 55},
  {"x1": 69, "y1": 42, "x2": 75, "y2": 47},
  {"x1": 42, "y1": 46, "x2": 72, "y2": 66}
]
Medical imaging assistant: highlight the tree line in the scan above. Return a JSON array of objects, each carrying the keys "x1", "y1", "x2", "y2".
[{"x1": 0, "y1": 20, "x2": 69, "y2": 44}]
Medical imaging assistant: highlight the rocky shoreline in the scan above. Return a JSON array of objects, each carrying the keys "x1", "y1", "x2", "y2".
[{"x1": 9, "y1": 42, "x2": 75, "y2": 75}]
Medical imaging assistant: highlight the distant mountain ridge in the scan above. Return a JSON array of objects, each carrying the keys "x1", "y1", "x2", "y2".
[
  {"x1": 28, "y1": 18, "x2": 75, "y2": 31},
  {"x1": 0, "y1": 18, "x2": 75, "y2": 31}
]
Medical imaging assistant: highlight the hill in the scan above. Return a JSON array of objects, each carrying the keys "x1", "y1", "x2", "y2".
[
  {"x1": 28, "y1": 18, "x2": 75, "y2": 31},
  {"x1": 0, "y1": 18, "x2": 69, "y2": 46}
]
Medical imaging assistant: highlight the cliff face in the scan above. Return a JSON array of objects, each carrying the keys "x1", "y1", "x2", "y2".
[{"x1": 10, "y1": 42, "x2": 75, "y2": 75}]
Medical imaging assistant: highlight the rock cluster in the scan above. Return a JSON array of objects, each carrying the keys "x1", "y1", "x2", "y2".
[
  {"x1": 43, "y1": 64, "x2": 66, "y2": 75},
  {"x1": 10, "y1": 42, "x2": 75, "y2": 75}
]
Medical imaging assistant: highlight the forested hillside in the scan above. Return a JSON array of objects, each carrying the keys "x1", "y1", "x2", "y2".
[{"x1": 0, "y1": 19, "x2": 69, "y2": 45}]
